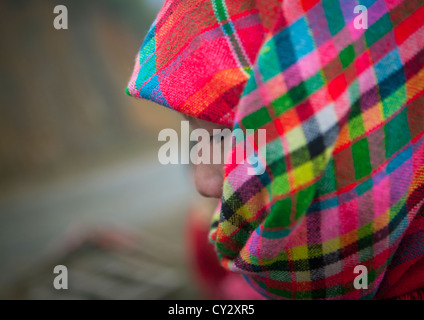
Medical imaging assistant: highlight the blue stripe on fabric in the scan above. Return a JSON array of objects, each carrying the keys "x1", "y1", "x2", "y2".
[{"x1": 289, "y1": 16, "x2": 315, "y2": 59}]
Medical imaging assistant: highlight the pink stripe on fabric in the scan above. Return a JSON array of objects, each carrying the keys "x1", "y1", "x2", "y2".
[
  {"x1": 348, "y1": 21, "x2": 367, "y2": 42},
  {"x1": 320, "y1": 207, "x2": 341, "y2": 241},
  {"x1": 358, "y1": 67, "x2": 378, "y2": 96},
  {"x1": 299, "y1": 51, "x2": 321, "y2": 82},
  {"x1": 225, "y1": 163, "x2": 253, "y2": 190},
  {"x1": 237, "y1": 89, "x2": 266, "y2": 119},
  {"x1": 283, "y1": 50, "x2": 322, "y2": 91},
  {"x1": 309, "y1": 86, "x2": 332, "y2": 113},
  {"x1": 284, "y1": 218, "x2": 309, "y2": 247},
  {"x1": 373, "y1": 175, "x2": 391, "y2": 218},
  {"x1": 282, "y1": 0, "x2": 304, "y2": 25},
  {"x1": 398, "y1": 25, "x2": 424, "y2": 65},
  {"x1": 333, "y1": 91, "x2": 351, "y2": 119},
  {"x1": 389, "y1": 157, "x2": 413, "y2": 205},
  {"x1": 339, "y1": 199, "x2": 359, "y2": 234},
  {"x1": 333, "y1": 27, "x2": 353, "y2": 52},
  {"x1": 262, "y1": 73, "x2": 287, "y2": 105},
  {"x1": 317, "y1": 39, "x2": 338, "y2": 66}
]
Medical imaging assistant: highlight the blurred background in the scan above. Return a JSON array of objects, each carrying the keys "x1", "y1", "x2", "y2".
[{"x1": 0, "y1": 0, "x2": 222, "y2": 299}]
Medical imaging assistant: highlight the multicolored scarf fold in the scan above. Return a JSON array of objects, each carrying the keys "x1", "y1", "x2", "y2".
[{"x1": 127, "y1": 0, "x2": 424, "y2": 299}]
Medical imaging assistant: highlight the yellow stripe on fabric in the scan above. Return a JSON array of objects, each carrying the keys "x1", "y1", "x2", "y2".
[
  {"x1": 406, "y1": 67, "x2": 424, "y2": 100},
  {"x1": 244, "y1": 186, "x2": 270, "y2": 217},
  {"x1": 220, "y1": 220, "x2": 238, "y2": 237},
  {"x1": 236, "y1": 206, "x2": 253, "y2": 221},
  {"x1": 322, "y1": 237, "x2": 341, "y2": 255},
  {"x1": 340, "y1": 229, "x2": 358, "y2": 249},
  {"x1": 293, "y1": 161, "x2": 314, "y2": 189},
  {"x1": 291, "y1": 245, "x2": 308, "y2": 260},
  {"x1": 363, "y1": 102, "x2": 384, "y2": 132},
  {"x1": 179, "y1": 68, "x2": 247, "y2": 115},
  {"x1": 334, "y1": 122, "x2": 351, "y2": 151},
  {"x1": 373, "y1": 207, "x2": 390, "y2": 234}
]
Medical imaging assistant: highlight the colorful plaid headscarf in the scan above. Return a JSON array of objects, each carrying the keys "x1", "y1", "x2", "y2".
[{"x1": 127, "y1": 0, "x2": 424, "y2": 299}]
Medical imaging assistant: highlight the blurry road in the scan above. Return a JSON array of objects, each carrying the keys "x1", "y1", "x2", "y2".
[{"x1": 0, "y1": 154, "x2": 197, "y2": 292}]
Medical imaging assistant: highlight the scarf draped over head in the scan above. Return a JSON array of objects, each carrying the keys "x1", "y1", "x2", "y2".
[{"x1": 127, "y1": 0, "x2": 424, "y2": 299}]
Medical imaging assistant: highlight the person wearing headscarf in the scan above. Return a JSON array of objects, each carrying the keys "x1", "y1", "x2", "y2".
[{"x1": 127, "y1": 0, "x2": 424, "y2": 299}]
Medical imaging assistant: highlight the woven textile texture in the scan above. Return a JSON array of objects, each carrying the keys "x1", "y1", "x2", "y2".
[{"x1": 127, "y1": 0, "x2": 424, "y2": 299}]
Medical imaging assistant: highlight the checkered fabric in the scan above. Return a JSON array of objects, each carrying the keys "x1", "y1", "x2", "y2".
[
  {"x1": 127, "y1": 0, "x2": 424, "y2": 299},
  {"x1": 127, "y1": 0, "x2": 281, "y2": 126}
]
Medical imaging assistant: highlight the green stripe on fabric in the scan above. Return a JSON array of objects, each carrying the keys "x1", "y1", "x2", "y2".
[
  {"x1": 357, "y1": 178, "x2": 373, "y2": 196},
  {"x1": 316, "y1": 158, "x2": 337, "y2": 196},
  {"x1": 266, "y1": 285, "x2": 293, "y2": 299},
  {"x1": 358, "y1": 222, "x2": 374, "y2": 243},
  {"x1": 340, "y1": 44, "x2": 355, "y2": 69},
  {"x1": 273, "y1": 93, "x2": 293, "y2": 116},
  {"x1": 322, "y1": 0, "x2": 345, "y2": 36},
  {"x1": 352, "y1": 138, "x2": 372, "y2": 180},
  {"x1": 305, "y1": 71, "x2": 325, "y2": 94},
  {"x1": 295, "y1": 291, "x2": 313, "y2": 299},
  {"x1": 289, "y1": 82, "x2": 308, "y2": 105},
  {"x1": 326, "y1": 285, "x2": 346, "y2": 298},
  {"x1": 382, "y1": 85, "x2": 407, "y2": 118},
  {"x1": 243, "y1": 74, "x2": 257, "y2": 95},
  {"x1": 216, "y1": 242, "x2": 238, "y2": 257},
  {"x1": 242, "y1": 107, "x2": 272, "y2": 130},
  {"x1": 348, "y1": 101, "x2": 366, "y2": 140},
  {"x1": 384, "y1": 108, "x2": 411, "y2": 158},
  {"x1": 296, "y1": 185, "x2": 315, "y2": 220},
  {"x1": 212, "y1": 0, "x2": 251, "y2": 69},
  {"x1": 222, "y1": 22, "x2": 234, "y2": 35},
  {"x1": 258, "y1": 39, "x2": 281, "y2": 82},
  {"x1": 227, "y1": 31, "x2": 250, "y2": 67},
  {"x1": 365, "y1": 13, "x2": 392, "y2": 47},
  {"x1": 213, "y1": 0, "x2": 227, "y2": 22},
  {"x1": 271, "y1": 174, "x2": 290, "y2": 197}
]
